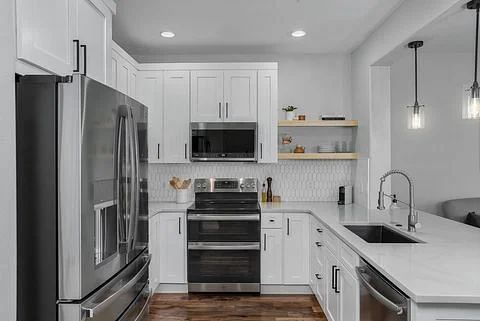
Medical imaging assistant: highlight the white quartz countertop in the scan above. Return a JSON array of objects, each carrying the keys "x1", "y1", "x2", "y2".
[
  {"x1": 149, "y1": 201, "x2": 480, "y2": 304},
  {"x1": 149, "y1": 201, "x2": 192, "y2": 217},
  {"x1": 262, "y1": 202, "x2": 480, "y2": 304}
]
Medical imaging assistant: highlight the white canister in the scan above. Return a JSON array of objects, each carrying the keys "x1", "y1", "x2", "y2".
[
  {"x1": 285, "y1": 111, "x2": 295, "y2": 120},
  {"x1": 176, "y1": 189, "x2": 189, "y2": 204}
]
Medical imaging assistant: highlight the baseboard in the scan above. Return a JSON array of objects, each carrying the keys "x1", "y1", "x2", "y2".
[
  {"x1": 154, "y1": 283, "x2": 313, "y2": 295},
  {"x1": 261, "y1": 285, "x2": 313, "y2": 294},
  {"x1": 155, "y1": 283, "x2": 188, "y2": 293}
]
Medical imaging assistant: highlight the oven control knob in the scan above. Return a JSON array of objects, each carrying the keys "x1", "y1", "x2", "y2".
[
  {"x1": 246, "y1": 184, "x2": 251, "y2": 189},
  {"x1": 240, "y1": 184, "x2": 246, "y2": 189},
  {"x1": 201, "y1": 183, "x2": 207, "y2": 188}
]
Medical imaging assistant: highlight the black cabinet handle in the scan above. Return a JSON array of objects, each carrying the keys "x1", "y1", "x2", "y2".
[
  {"x1": 287, "y1": 218, "x2": 290, "y2": 236},
  {"x1": 260, "y1": 143, "x2": 263, "y2": 159},
  {"x1": 184, "y1": 143, "x2": 187, "y2": 159},
  {"x1": 315, "y1": 273, "x2": 322, "y2": 280},
  {"x1": 219, "y1": 102, "x2": 222, "y2": 119},
  {"x1": 264, "y1": 233, "x2": 267, "y2": 251},
  {"x1": 269, "y1": 219, "x2": 274, "y2": 222},
  {"x1": 80, "y1": 44, "x2": 87, "y2": 76},
  {"x1": 331, "y1": 265, "x2": 336, "y2": 290},
  {"x1": 178, "y1": 217, "x2": 181, "y2": 234},
  {"x1": 315, "y1": 242, "x2": 322, "y2": 247},
  {"x1": 316, "y1": 228, "x2": 323, "y2": 233},
  {"x1": 226, "y1": 102, "x2": 229, "y2": 118},
  {"x1": 334, "y1": 267, "x2": 340, "y2": 293},
  {"x1": 157, "y1": 144, "x2": 160, "y2": 159},
  {"x1": 73, "y1": 40, "x2": 80, "y2": 72}
]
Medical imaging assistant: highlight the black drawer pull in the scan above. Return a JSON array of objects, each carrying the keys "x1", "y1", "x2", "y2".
[
  {"x1": 316, "y1": 228, "x2": 323, "y2": 233},
  {"x1": 315, "y1": 242, "x2": 322, "y2": 247},
  {"x1": 315, "y1": 273, "x2": 322, "y2": 280}
]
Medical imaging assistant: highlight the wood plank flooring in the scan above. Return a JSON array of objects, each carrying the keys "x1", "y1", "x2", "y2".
[{"x1": 149, "y1": 294, "x2": 327, "y2": 321}]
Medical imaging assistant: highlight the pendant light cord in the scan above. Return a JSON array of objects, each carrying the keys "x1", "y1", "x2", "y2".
[
  {"x1": 475, "y1": 7, "x2": 479, "y2": 84},
  {"x1": 414, "y1": 46, "x2": 418, "y2": 106}
]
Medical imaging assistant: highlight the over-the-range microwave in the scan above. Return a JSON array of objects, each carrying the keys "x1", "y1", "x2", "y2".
[{"x1": 190, "y1": 122, "x2": 257, "y2": 162}]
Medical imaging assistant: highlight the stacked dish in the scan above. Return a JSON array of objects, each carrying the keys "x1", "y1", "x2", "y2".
[{"x1": 317, "y1": 143, "x2": 336, "y2": 153}]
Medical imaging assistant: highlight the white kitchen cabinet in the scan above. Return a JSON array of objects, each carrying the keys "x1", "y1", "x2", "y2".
[
  {"x1": 111, "y1": 42, "x2": 138, "y2": 98},
  {"x1": 324, "y1": 248, "x2": 340, "y2": 321},
  {"x1": 149, "y1": 214, "x2": 161, "y2": 292},
  {"x1": 76, "y1": 0, "x2": 113, "y2": 84},
  {"x1": 283, "y1": 214, "x2": 309, "y2": 284},
  {"x1": 163, "y1": 71, "x2": 190, "y2": 163},
  {"x1": 191, "y1": 70, "x2": 224, "y2": 122},
  {"x1": 137, "y1": 71, "x2": 164, "y2": 163},
  {"x1": 16, "y1": 0, "x2": 76, "y2": 75},
  {"x1": 159, "y1": 213, "x2": 186, "y2": 284},
  {"x1": 261, "y1": 228, "x2": 283, "y2": 285},
  {"x1": 257, "y1": 70, "x2": 278, "y2": 163},
  {"x1": 223, "y1": 70, "x2": 257, "y2": 122},
  {"x1": 339, "y1": 267, "x2": 359, "y2": 321}
]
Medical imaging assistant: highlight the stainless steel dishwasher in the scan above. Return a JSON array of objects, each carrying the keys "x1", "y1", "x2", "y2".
[{"x1": 356, "y1": 259, "x2": 410, "y2": 321}]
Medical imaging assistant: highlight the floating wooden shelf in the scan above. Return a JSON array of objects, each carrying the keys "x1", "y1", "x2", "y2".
[
  {"x1": 278, "y1": 120, "x2": 359, "y2": 127},
  {"x1": 278, "y1": 153, "x2": 358, "y2": 160}
]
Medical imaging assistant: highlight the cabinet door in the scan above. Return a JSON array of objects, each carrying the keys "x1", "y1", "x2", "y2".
[
  {"x1": 163, "y1": 71, "x2": 190, "y2": 163},
  {"x1": 283, "y1": 214, "x2": 309, "y2": 284},
  {"x1": 261, "y1": 229, "x2": 283, "y2": 285},
  {"x1": 315, "y1": 257, "x2": 326, "y2": 306},
  {"x1": 325, "y1": 249, "x2": 340, "y2": 321},
  {"x1": 149, "y1": 215, "x2": 161, "y2": 292},
  {"x1": 16, "y1": 0, "x2": 76, "y2": 75},
  {"x1": 223, "y1": 70, "x2": 257, "y2": 122},
  {"x1": 112, "y1": 52, "x2": 129, "y2": 94},
  {"x1": 257, "y1": 70, "x2": 278, "y2": 163},
  {"x1": 77, "y1": 0, "x2": 112, "y2": 84},
  {"x1": 137, "y1": 71, "x2": 164, "y2": 163},
  {"x1": 129, "y1": 68, "x2": 137, "y2": 99},
  {"x1": 190, "y1": 71, "x2": 224, "y2": 122},
  {"x1": 340, "y1": 268, "x2": 359, "y2": 321},
  {"x1": 159, "y1": 213, "x2": 186, "y2": 283}
]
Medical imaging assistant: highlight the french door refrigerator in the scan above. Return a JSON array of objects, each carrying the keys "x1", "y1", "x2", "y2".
[{"x1": 16, "y1": 74, "x2": 150, "y2": 321}]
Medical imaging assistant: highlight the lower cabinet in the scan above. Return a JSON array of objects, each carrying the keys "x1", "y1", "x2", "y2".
[
  {"x1": 310, "y1": 217, "x2": 359, "y2": 321},
  {"x1": 261, "y1": 228, "x2": 283, "y2": 284},
  {"x1": 261, "y1": 213, "x2": 310, "y2": 285},
  {"x1": 158, "y1": 212, "x2": 186, "y2": 284}
]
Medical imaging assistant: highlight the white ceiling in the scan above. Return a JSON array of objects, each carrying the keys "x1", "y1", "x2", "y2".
[{"x1": 112, "y1": 0, "x2": 405, "y2": 58}]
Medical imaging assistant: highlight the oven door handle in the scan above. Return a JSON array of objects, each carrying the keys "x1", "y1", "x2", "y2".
[
  {"x1": 355, "y1": 266, "x2": 405, "y2": 316},
  {"x1": 187, "y1": 214, "x2": 260, "y2": 221},
  {"x1": 188, "y1": 242, "x2": 260, "y2": 250}
]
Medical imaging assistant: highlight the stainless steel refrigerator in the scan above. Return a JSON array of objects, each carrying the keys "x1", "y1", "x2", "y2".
[{"x1": 16, "y1": 74, "x2": 150, "y2": 321}]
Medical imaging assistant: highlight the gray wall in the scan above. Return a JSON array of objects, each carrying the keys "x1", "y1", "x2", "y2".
[
  {"x1": 135, "y1": 53, "x2": 352, "y2": 120},
  {"x1": 391, "y1": 53, "x2": 480, "y2": 215},
  {"x1": 0, "y1": 0, "x2": 16, "y2": 319}
]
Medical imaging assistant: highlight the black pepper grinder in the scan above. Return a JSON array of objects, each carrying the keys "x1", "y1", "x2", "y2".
[{"x1": 266, "y1": 177, "x2": 273, "y2": 203}]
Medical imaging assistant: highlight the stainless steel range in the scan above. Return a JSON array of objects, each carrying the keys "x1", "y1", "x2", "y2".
[{"x1": 187, "y1": 178, "x2": 261, "y2": 293}]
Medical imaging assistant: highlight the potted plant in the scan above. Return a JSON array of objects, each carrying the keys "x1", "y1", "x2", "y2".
[{"x1": 282, "y1": 106, "x2": 298, "y2": 120}]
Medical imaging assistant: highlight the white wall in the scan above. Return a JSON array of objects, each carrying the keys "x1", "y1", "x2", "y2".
[
  {"x1": 351, "y1": 0, "x2": 463, "y2": 208},
  {"x1": 391, "y1": 53, "x2": 480, "y2": 215},
  {"x1": 135, "y1": 53, "x2": 352, "y2": 120},
  {"x1": 0, "y1": 0, "x2": 16, "y2": 319}
]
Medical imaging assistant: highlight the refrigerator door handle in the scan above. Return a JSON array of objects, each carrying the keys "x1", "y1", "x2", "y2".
[
  {"x1": 116, "y1": 114, "x2": 127, "y2": 247},
  {"x1": 128, "y1": 107, "x2": 140, "y2": 252},
  {"x1": 125, "y1": 109, "x2": 136, "y2": 253},
  {"x1": 82, "y1": 255, "x2": 151, "y2": 318}
]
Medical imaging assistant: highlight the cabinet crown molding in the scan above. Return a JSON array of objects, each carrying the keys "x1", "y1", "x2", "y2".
[{"x1": 137, "y1": 62, "x2": 278, "y2": 71}]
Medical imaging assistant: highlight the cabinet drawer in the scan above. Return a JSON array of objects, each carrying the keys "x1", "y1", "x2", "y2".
[
  {"x1": 311, "y1": 220, "x2": 325, "y2": 242},
  {"x1": 340, "y1": 242, "x2": 359, "y2": 276},
  {"x1": 261, "y1": 213, "x2": 283, "y2": 229},
  {"x1": 323, "y1": 228, "x2": 340, "y2": 256}
]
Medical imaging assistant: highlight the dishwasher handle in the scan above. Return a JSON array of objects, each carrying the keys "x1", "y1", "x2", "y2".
[{"x1": 356, "y1": 266, "x2": 405, "y2": 316}]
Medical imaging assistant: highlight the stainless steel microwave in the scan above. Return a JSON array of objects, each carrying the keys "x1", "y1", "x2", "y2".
[{"x1": 190, "y1": 122, "x2": 257, "y2": 162}]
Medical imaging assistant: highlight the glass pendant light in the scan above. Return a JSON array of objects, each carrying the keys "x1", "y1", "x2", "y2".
[
  {"x1": 464, "y1": 0, "x2": 480, "y2": 119},
  {"x1": 407, "y1": 41, "x2": 425, "y2": 129}
]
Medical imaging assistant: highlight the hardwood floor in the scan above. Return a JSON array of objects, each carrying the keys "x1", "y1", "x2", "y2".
[{"x1": 149, "y1": 293, "x2": 327, "y2": 321}]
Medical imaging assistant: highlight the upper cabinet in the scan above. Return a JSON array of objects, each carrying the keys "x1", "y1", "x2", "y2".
[
  {"x1": 16, "y1": 0, "x2": 76, "y2": 75},
  {"x1": 16, "y1": 0, "x2": 115, "y2": 85},
  {"x1": 191, "y1": 71, "x2": 224, "y2": 122},
  {"x1": 191, "y1": 70, "x2": 257, "y2": 122},
  {"x1": 257, "y1": 70, "x2": 278, "y2": 163},
  {"x1": 112, "y1": 41, "x2": 138, "y2": 98},
  {"x1": 76, "y1": 0, "x2": 113, "y2": 84},
  {"x1": 223, "y1": 71, "x2": 257, "y2": 122}
]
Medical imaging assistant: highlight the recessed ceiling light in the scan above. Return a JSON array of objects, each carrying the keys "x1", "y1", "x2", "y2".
[
  {"x1": 291, "y1": 30, "x2": 306, "y2": 38},
  {"x1": 161, "y1": 31, "x2": 175, "y2": 38}
]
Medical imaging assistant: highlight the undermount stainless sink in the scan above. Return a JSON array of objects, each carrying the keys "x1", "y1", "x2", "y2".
[{"x1": 343, "y1": 224, "x2": 420, "y2": 244}]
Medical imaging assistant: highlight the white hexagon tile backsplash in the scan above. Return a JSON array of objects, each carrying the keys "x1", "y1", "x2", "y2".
[{"x1": 148, "y1": 160, "x2": 354, "y2": 202}]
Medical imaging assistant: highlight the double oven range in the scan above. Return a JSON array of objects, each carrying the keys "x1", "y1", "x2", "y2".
[{"x1": 187, "y1": 178, "x2": 261, "y2": 293}]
